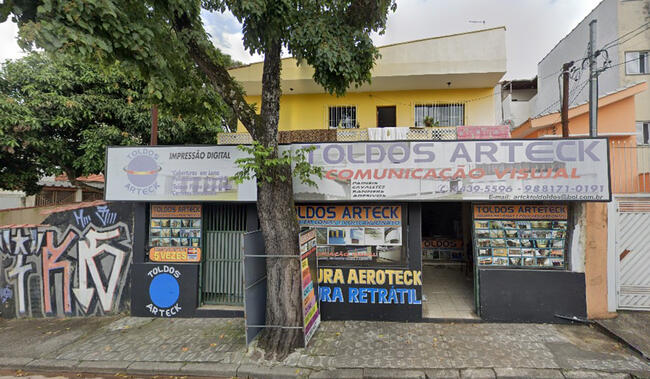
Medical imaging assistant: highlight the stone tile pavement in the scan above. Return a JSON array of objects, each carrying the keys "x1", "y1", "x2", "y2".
[
  {"x1": 0, "y1": 316, "x2": 647, "y2": 378},
  {"x1": 596, "y1": 311, "x2": 650, "y2": 360}
]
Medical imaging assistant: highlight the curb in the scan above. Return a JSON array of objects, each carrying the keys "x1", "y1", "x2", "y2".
[{"x1": 1, "y1": 359, "x2": 647, "y2": 379}]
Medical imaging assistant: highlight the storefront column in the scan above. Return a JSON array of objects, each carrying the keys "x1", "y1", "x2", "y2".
[{"x1": 584, "y1": 202, "x2": 617, "y2": 319}]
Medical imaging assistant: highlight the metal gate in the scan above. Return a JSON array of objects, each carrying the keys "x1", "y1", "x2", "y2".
[
  {"x1": 201, "y1": 204, "x2": 248, "y2": 306},
  {"x1": 616, "y1": 199, "x2": 650, "y2": 310}
]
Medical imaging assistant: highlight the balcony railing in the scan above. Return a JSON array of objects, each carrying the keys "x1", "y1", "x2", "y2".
[
  {"x1": 610, "y1": 141, "x2": 650, "y2": 194},
  {"x1": 217, "y1": 127, "x2": 457, "y2": 145}
]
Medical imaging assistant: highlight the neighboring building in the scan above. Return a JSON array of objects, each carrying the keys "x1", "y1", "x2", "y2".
[
  {"x1": 513, "y1": 82, "x2": 649, "y2": 194},
  {"x1": 230, "y1": 27, "x2": 506, "y2": 131},
  {"x1": 35, "y1": 174, "x2": 105, "y2": 207},
  {"x1": 0, "y1": 174, "x2": 105, "y2": 211},
  {"x1": 506, "y1": 0, "x2": 650, "y2": 317},
  {"x1": 504, "y1": 0, "x2": 649, "y2": 137},
  {"x1": 0, "y1": 190, "x2": 29, "y2": 210},
  {"x1": 497, "y1": 78, "x2": 537, "y2": 129}
]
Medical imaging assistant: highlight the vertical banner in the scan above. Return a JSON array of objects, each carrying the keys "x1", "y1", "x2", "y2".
[{"x1": 299, "y1": 228, "x2": 320, "y2": 346}]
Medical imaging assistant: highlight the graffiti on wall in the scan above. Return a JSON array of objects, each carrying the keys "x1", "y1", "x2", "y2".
[{"x1": 0, "y1": 203, "x2": 132, "y2": 318}]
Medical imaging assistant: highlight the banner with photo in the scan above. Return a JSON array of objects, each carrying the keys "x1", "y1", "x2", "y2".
[
  {"x1": 297, "y1": 205, "x2": 403, "y2": 262},
  {"x1": 149, "y1": 204, "x2": 203, "y2": 263},
  {"x1": 473, "y1": 203, "x2": 569, "y2": 269}
]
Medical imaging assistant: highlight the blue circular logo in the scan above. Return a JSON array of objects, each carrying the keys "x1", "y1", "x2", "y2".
[{"x1": 149, "y1": 273, "x2": 180, "y2": 309}]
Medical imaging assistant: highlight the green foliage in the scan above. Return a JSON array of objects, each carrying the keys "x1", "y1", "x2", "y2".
[
  {"x1": 423, "y1": 116, "x2": 439, "y2": 127},
  {"x1": 0, "y1": 51, "x2": 229, "y2": 194},
  {"x1": 232, "y1": 143, "x2": 322, "y2": 187},
  {"x1": 2, "y1": 0, "x2": 396, "y2": 188},
  {"x1": 3, "y1": 1, "x2": 395, "y2": 100}
]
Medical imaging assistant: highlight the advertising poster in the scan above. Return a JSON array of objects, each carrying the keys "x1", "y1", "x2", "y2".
[
  {"x1": 105, "y1": 146, "x2": 256, "y2": 201},
  {"x1": 290, "y1": 139, "x2": 611, "y2": 201},
  {"x1": 149, "y1": 204, "x2": 202, "y2": 263},
  {"x1": 473, "y1": 204, "x2": 568, "y2": 220},
  {"x1": 299, "y1": 229, "x2": 320, "y2": 346},
  {"x1": 473, "y1": 204, "x2": 568, "y2": 269},
  {"x1": 457, "y1": 125, "x2": 511, "y2": 140},
  {"x1": 297, "y1": 205, "x2": 403, "y2": 262},
  {"x1": 317, "y1": 267, "x2": 422, "y2": 321},
  {"x1": 422, "y1": 237, "x2": 464, "y2": 262}
]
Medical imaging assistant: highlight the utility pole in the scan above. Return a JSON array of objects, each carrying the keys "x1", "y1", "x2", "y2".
[
  {"x1": 150, "y1": 105, "x2": 158, "y2": 145},
  {"x1": 588, "y1": 20, "x2": 598, "y2": 137},
  {"x1": 561, "y1": 61, "x2": 574, "y2": 138}
]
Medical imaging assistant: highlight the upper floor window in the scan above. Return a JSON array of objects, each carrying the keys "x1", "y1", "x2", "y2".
[
  {"x1": 637, "y1": 121, "x2": 649, "y2": 145},
  {"x1": 625, "y1": 51, "x2": 649, "y2": 75},
  {"x1": 414, "y1": 104, "x2": 465, "y2": 127},
  {"x1": 328, "y1": 106, "x2": 357, "y2": 129}
]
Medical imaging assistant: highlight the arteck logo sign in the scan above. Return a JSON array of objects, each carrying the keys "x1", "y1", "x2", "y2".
[
  {"x1": 123, "y1": 149, "x2": 161, "y2": 195},
  {"x1": 146, "y1": 265, "x2": 182, "y2": 317}
]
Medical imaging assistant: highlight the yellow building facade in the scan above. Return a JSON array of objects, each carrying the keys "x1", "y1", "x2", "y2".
[
  {"x1": 229, "y1": 27, "x2": 507, "y2": 132},
  {"x1": 242, "y1": 88, "x2": 495, "y2": 131}
]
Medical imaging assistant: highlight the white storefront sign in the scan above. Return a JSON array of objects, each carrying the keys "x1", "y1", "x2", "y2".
[{"x1": 105, "y1": 138, "x2": 611, "y2": 202}]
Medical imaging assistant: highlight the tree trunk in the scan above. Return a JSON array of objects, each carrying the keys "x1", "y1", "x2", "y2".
[
  {"x1": 172, "y1": 13, "x2": 304, "y2": 358},
  {"x1": 255, "y1": 40, "x2": 304, "y2": 359}
]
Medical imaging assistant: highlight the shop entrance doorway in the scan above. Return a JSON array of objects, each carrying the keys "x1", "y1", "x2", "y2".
[
  {"x1": 421, "y1": 202, "x2": 477, "y2": 319},
  {"x1": 200, "y1": 204, "x2": 248, "y2": 307}
]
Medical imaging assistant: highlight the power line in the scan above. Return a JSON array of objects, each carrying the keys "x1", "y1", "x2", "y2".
[
  {"x1": 569, "y1": 80, "x2": 589, "y2": 106},
  {"x1": 601, "y1": 21, "x2": 650, "y2": 50},
  {"x1": 540, "y1": 21, "x2": 649, "y2": 82},
  {"x1": 608, "y1": 54, "x2": 643, "y2": 70},
  {"x1": 531, "y1": 75, "x2": 590, "y2": 120}
]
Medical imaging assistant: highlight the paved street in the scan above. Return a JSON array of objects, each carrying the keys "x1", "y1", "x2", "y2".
[{"x1": 0, "y1": 316, "x2": 647, "y2": 378}]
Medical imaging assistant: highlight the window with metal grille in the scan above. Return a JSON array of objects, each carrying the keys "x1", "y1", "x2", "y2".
[
  {"x1": 414, "y1": 104, "x2": 465, "y2": 127},
  {"x1": 625, "y1": 51, "x2": 649, "y2": 75},
  {"x1": 328, "y1": 106, "x2": 357, "y2": 128}
]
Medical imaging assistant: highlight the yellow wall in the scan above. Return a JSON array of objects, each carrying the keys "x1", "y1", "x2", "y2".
[{"x1": 238, "y1": 88, "x2": 495, "y2": 132}]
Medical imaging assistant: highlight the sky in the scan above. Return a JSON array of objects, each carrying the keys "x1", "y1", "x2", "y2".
[{"x1": 1, "y1": 0, "x2": 602, "y2": 79}]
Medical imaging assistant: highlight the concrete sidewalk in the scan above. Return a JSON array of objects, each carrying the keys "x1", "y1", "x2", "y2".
[
  {"x1": 596, "y1": 311, "x2": 650, "y2": 361},
  {"x1": 0, "y1": 316, "x2": 647, "y2": 378}
]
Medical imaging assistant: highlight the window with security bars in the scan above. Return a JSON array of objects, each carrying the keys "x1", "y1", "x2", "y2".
[
  {"x1": 414, "y1": 104, "x2": 465, "y2": 127},
  {"x1": 328, "y1": 106, "x2": 357, "y2": 129}
]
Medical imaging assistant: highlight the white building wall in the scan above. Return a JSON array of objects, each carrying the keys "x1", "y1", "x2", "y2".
[
  {"x1": 534, "y1": 0, "x2": 620, "y2": 116},
  {"x1": 0, "y1": 191, "x2": 26, "y2": 210},
  {"x1": 502, "y1": 95, "x2": 532, "y2": 128},
  {"x1": 617, "y1": 0, "x2": 650, "y2": 122}
]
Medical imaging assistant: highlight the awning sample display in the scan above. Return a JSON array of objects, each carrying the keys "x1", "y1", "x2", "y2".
[{"x1": 473, "y1": 204, "x2": 568, "y2": 269}]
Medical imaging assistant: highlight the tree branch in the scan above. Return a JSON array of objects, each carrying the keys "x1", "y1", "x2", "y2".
[{"x1": 170, "y1": 10, "x2": 262, "y2": 139}]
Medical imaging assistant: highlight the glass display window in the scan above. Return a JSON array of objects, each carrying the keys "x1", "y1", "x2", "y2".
[
  {"x1": 297, "y1": 204, "x2": 406, "y2": 266},
  {"x1": 473, "y1": 204, "x2": 568, "y2": 269}
]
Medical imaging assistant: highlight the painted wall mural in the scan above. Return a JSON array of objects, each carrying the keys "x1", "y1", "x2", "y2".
[{"x1": 0, "y1": 203, "x2": 133, "y2": 318}]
